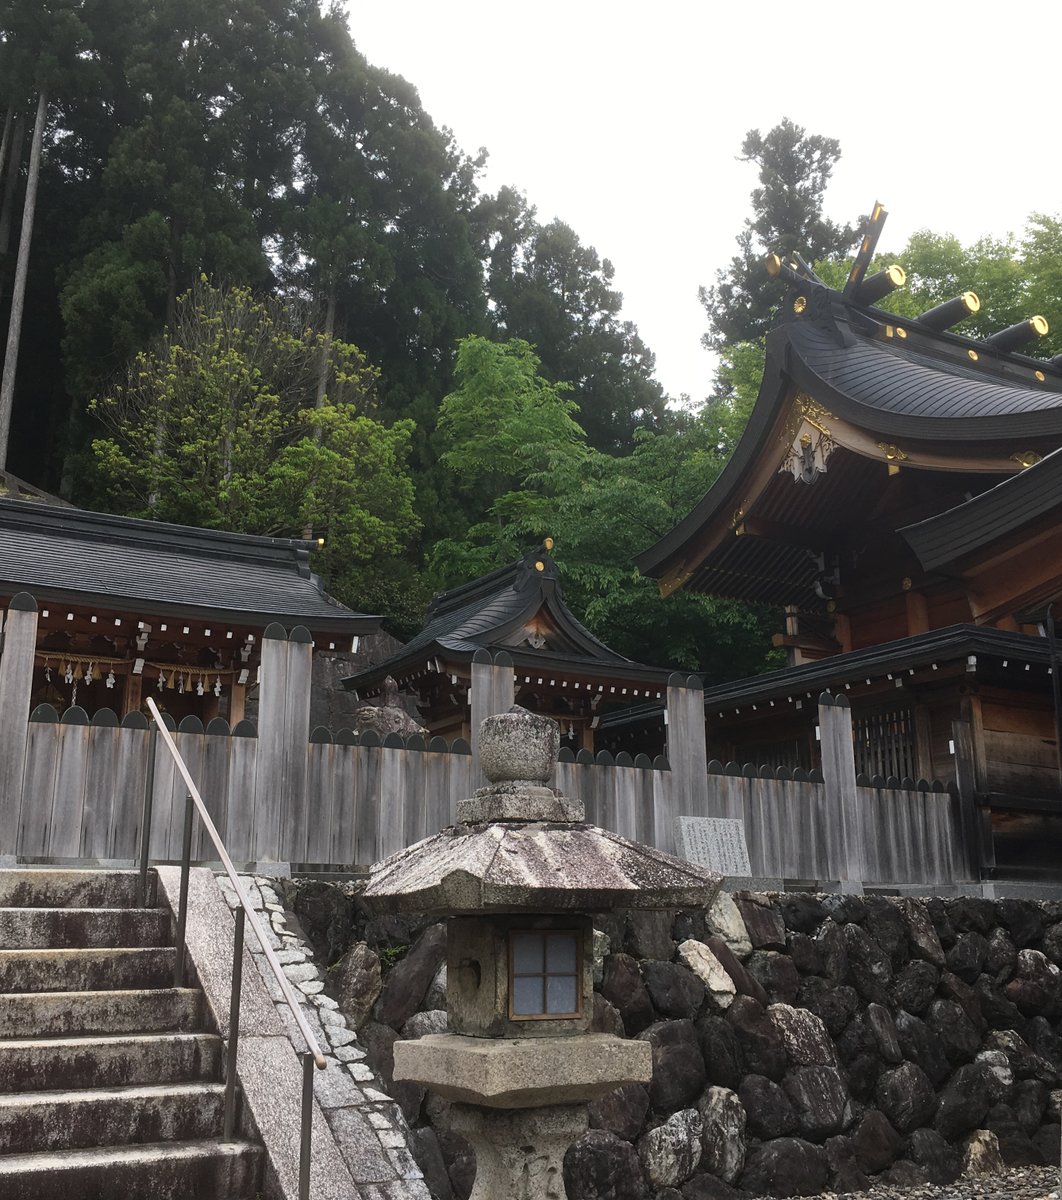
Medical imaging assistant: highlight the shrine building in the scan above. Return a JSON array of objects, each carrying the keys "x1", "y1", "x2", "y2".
[
  {"x1": 635, "y1": 206, "x2": 1062, "y2": 815},
  {"x1": 342, "y1": 543, "x2": 674, "y2": 752},
  {"x1": 0, "y1": 497, "x2": 380, "y2": 725}
]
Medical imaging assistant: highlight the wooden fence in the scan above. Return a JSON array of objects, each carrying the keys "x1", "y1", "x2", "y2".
[
  {"x1": 3, "y1": 694, "x2": 967, "y2": 889},
  {"x1": 0, "y1": 599, "x2": 975, "y2": 887}
]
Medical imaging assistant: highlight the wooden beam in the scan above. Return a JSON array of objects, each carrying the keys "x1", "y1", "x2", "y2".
[
  {"x1": 122, "y1": 672, "x2": 142, "y2": 718},
  {"x1": 905, "y1": 590, "x2": 929, "y2": 636},
  {"x1": 229, "y1": 682, "x2": 246, "y2": 726}
]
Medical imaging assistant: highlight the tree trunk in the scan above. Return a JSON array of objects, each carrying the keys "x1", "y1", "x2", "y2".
[
  {"x1": 302, "y1": 283, "x2": 336, "y2": 541},
  {"x1": 0, "y1": 108, "x2": 14, "y2": 202},
  {"x1": 0, "y1": 113, "x2": 26, "y2": 260},
  {"x1": 314, "y1": 284, "x2": 336, "y2": 409},
  {"x1": 0, "y1": 89, "x2": 47, "y2": 469}
]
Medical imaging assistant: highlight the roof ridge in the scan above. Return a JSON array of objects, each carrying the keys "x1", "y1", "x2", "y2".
[{"x1": 0, "y1": 497, "x2": 316, "y2": 563}]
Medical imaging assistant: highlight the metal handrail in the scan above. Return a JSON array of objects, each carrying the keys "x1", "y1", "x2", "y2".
[{"x1": 142, "y1": 696, "x2": 325, "y2": 1199}]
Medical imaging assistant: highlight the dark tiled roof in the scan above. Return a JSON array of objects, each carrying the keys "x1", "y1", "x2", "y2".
[
  {"x1": 0, "y1": 499, "x2": 378, "y2": 633},
  {"x1": 788, "y1": 320, "x2": 1062, "y2": 439},
  {"x1": 636, "y1": 281, "x2": 1062, "y2": 586},
  {"x1": 602, "y1": 625, "x2": 1057, "y2": 730},
  {"x1": 901, "y1": 448, "x2": 1062, "y2": 572},
  {"x1": 344, "y1": 548, "x2": 671, "y2": 693},
  {"x1": 700, "y1": 625, "x2": 1052, "y2": 710}
]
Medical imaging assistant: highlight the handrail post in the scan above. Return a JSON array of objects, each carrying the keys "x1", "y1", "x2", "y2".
[
  {"x1": 141, "y1": 696, "x2": 328, "y2": 1193},
  {"x1": 138, "y1": 727, "x2": 158, "y2": 907},
  {"x1": 223, "y1": 905, "x2": 245, "y2": 1141},
  {"x1": 174, "y1": 791, "x2": 193, "y2": 987},
  {"x1": 300, "y1": 1052, "x2": 314, "y2": 1200}
]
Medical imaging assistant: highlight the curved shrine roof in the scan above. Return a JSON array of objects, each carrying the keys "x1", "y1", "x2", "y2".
[
  {"x1": 636, "y1": 280, "x2": 1062, "y2": 595},
  {"x1": 344, "y1": 548, "x2": 671, "y2": 694},
  {"x1": 787, "y1": 320, "x2": 1062, "y2": 439}
]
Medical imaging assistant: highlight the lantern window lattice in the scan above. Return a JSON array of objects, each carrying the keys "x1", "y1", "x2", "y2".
[{"x1": 508, "y1": 930, "x2": 580, "y2": 1019}]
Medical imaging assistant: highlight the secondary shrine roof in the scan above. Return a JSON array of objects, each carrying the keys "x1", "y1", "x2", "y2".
[
  {"x1": 598, "y1": 624, "x2": 1057, "y2": 733},
  {"x1": 0, "y1": 498, "x2": 379, "y2": 635},
  {"x1": 699, "y1": 624, "x2": 1055, "y2": 714},
  {"x1": 343, "y1": 546, "x2": 671, "y2": 696},
  {"x1": 900, "y1": 447, "x2": 1062, "y2": 573}
]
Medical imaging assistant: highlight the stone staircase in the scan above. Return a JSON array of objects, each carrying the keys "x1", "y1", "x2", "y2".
[{"x1": 0, "y1": 868, "x2": 263, "y2": 1198}]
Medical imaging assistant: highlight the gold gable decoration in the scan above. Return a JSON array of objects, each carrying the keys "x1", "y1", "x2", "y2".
[{"x1": 780, "y1": 393, "x2": 836, "y2": 484}]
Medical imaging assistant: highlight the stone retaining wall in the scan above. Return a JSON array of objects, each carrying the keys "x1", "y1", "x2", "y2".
[{"x1": 284, "y1": 882, "x2": 1062, "y2": 1200}]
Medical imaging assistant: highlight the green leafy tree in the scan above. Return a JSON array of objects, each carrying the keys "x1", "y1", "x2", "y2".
[
  {"x1": 543, "y1": 416, "x2": 782, "y2": 679},
  {"x1": 701, "y1": 118, "x2": 858, "y2": 351},
  {"x1": 820, "y1": 218, "x2": 1062, "y2": 358},
  {"x1": 477, "y1": 185, "x2": 667, "y2": 452},
  {"x1": 428, "y1": 335, "x2": 587, "y2": 580},
  {"x1": 89, "y1": 281, "x2": 418, "y2": 613},
  {"x1": 428, "y1": 336, "x2": 780, "y2": 678}
]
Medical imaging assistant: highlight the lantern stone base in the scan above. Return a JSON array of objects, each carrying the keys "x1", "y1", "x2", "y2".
[
  {"x1": 449, "y1": 1102, "x2": 587, "y2": 1200},
  {"x1": 393, "y1": 1033, "x2": 651, "y2": 1108}
]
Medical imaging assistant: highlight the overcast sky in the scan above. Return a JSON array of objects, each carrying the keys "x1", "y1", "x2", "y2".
[{"x1": 344, "y1": 1, "x2": 1061, "y2": 402}]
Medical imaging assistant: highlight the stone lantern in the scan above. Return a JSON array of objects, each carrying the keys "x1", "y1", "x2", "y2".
[{"x1": 360, "y1": 707, "x2": 720, "y2": 1200}]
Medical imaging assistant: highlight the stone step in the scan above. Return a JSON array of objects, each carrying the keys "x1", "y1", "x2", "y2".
[
  {"x1": 0, "y1": 1033, "x2": 222, "y2": 1093},
  {"x1": 0, "y1": 870, "x2": 155, "y2": 910},
  {"x1": 0, "y1": 947, "x2": 177, "y2": 993},
  {"x1": 0, "y1": 1137, "x2": 262, "y2": 1198},
  {"x1": 0, "y1": 907, "x2": 171, "y2": 950},
  {"x1": 0, "y1": 988, "x2": 202, "y2": 1039},
  {"x1": 0, "y1": 1082, "x2": 229, "y2": 1155}
]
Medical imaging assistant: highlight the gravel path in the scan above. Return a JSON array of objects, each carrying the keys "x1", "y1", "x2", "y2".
[{"x1": 751, "y1": 1169, "x2": 1062, "y2": 1200}]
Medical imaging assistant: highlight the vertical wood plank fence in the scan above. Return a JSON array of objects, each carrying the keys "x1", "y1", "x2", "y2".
[{"x1": 0, "y1": 619, "x2": 972, "y2": 887}]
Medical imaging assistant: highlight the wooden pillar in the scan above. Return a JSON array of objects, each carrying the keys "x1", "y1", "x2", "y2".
[
  {"x1": 913, "y1": 704, "x2": 934, "y2": 781},
  {"x1": 122, "y1": 671, "x2": 142, "y2": 718},
  {"x1": 285, "y1": 626, "x2": 313, "y2": 860},
  {"x1": 229, "y1": 682, "x2": 247, "y2": 726},
  {"x1": 0, "y1": 593, "x2": 38, "y2": 856},
  {"x1": 818, "y1": 693, "x2": 864, "y2": 892},
  {"x1": 905, "y1": 590, "x2": 929, "y2": 637},
  {"x1": 662, "y1": 673, "x2": 707, "y2": 855},
  {"x1": 470, "y1": 649, "x2": 515, "y2": 782},
  {"x1": 958, "y1": 692, "x2": 988, "y2": 791},
  {"x1": 252, "y1": 624, "x2": 313, "y2": 865},
  {"x1": 254, "y1": 624, "x2": 289, "y2": 863},
  {"x1": 952, "y1": 718, "x2": 988, "y2": 881}
]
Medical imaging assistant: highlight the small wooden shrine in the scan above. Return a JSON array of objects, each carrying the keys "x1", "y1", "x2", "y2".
[
  {"x1": 0, "y1": 498, "x2": 380, "y2": 724},
  {"x1": 342, "y1": 544, "x2": 673, "y2": 751},
  {"x1": 635, "y1": 204, "x2": 1062, "y2": 811}
]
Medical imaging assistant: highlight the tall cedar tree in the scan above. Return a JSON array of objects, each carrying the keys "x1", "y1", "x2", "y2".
[
  {"x1": 700, "y1": 118, "x2": 859, "y2": 352},
  {"x1": 477, "y1": 185, "x2": 667, "y2": 453}
]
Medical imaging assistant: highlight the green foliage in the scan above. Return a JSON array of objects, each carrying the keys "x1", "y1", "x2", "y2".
[
  {"x1": 703, "y1": 341, "x2": 767, "y2": 457},
  {"x1": 428, "y1": 339, "x2": 780, "y2": 678},
  {"x1": 375, "y1": 944, "x2": 408, "y2": 972},
  {"x1": 89, "y1": 282, "x2": 418, "y2": 610},
  {"x1": 437, "y1": 336, "x2": 587, "y2": 491},
  {"x1": 477, "y1": 186, "x2": 667, "y2": 452}
]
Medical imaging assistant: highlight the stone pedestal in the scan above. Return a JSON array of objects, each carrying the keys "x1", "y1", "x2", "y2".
[
  {"x1": 394, "y1": 1033, "x2": 650, "y2": 1108},
  {"x1": 450, "y1": 1102, "x2": 587, "y2": 1200}
]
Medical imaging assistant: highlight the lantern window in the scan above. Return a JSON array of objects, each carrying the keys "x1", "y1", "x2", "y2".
[{"x1": 508, "y1": 930, "x2": 581, "y2": 1020}]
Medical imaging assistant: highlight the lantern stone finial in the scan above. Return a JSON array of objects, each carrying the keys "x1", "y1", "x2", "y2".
[
  {"x1": 478, "y1": 705, "x2": 558, "y2": 785},
  {"x1": 458, "y1": 706, "x2": 584, "y2": 825}
]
